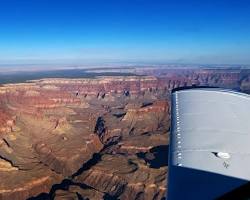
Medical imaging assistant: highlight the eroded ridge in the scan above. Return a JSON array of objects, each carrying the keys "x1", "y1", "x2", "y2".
[{"x1": 0, "y1": 70, "x2": 249, "y2": 200}]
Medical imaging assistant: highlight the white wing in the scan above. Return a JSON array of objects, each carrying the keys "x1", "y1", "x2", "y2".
[{"x1": 168, "y1": 88, "x2": 250, "y2": 200}]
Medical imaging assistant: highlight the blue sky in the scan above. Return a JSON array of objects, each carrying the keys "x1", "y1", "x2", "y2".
[{"x1": 0, "y1": 0, "x2": 250, "y2": 65}]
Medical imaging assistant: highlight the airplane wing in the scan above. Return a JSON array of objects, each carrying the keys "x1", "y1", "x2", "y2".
[{"x1": 167, "y1": 88, "x2": 250, "y2": 200}]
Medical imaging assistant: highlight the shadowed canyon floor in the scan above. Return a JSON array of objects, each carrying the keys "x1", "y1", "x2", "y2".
[{"x1": 0, "y1": 68, "x2": 249, "y2": 200}]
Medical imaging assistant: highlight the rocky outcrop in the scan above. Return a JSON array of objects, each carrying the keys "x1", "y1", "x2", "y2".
[
  {"x1": 75, "y1": 154, "x2": 167, "y2": 200},
  {"x1": 0, "y1": 67, "x2": 249, "y2": 199}
]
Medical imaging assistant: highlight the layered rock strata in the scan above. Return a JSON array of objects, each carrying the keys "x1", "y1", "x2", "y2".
[{"x1": 0, "y1": 68, "x2": 249, "y2": 199}]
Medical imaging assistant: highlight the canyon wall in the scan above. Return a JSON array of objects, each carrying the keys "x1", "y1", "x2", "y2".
[{"x1": 0, "y1": 68, "x2": 249, "y2": 199}]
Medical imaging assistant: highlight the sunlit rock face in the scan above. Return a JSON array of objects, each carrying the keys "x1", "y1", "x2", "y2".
[
  {"x1": 0, "y1": 76, "x2": 170, "y2": 200},
  {"x1": 0, "y1": 84, "x2": 103, "y2": 199},
  {"x1": 0, "y1": 68, "x2": 249, "y2": 200}
]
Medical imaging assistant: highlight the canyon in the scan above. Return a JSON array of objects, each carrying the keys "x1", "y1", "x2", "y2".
[{"x1": 0, "y1": 67, "x2": 249, "y2": 200}]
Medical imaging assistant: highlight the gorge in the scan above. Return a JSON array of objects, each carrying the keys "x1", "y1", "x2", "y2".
[{"x1": 0, "y1": 67, "x2": 249, "y2": 200}]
